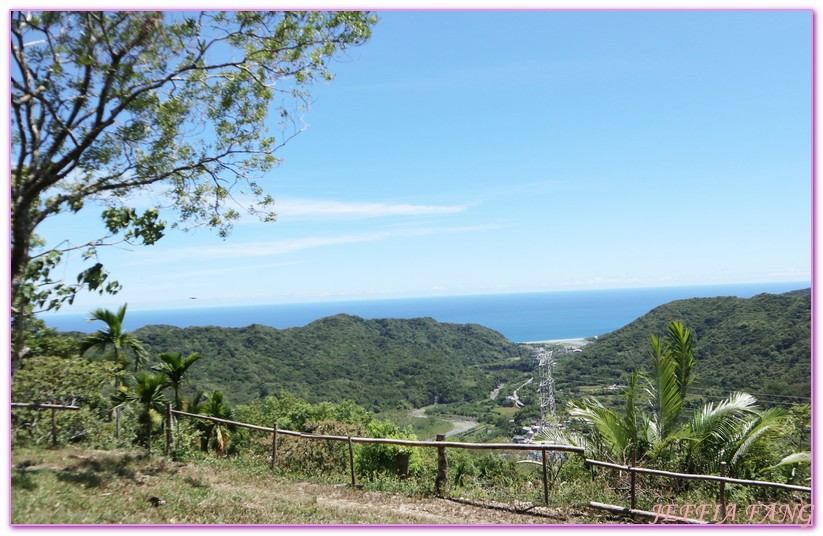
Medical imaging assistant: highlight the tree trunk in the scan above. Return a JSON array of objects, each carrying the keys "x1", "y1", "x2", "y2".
[{"x1": 10, "y1": 206, "x2": 34, "y2": 377}]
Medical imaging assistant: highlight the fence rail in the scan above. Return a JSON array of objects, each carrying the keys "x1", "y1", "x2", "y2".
[
  {"x1": 168, "y1": 406, "x2": 811, "y2": 518},
  {"x1": 585, "y1": 459, "x2": 811, "y2": 493},
  {"x1": 172, "y1": 409, "x2": 584, "y2": 451},
  {"x1": 12, "y1": 403, "x2": 80, "y2": 411},
  {"x1": 170, "y1": 407, "x2": 580, "y2": 504},
  {"x1": 12, "y1": 402, "x2": 82, "y2": 447}
]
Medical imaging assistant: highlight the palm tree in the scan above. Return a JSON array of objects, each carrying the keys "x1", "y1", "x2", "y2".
[
  {"x1": 79, "y1": 304, "x2": 148, "y2": 372},
  {"x1": 127, "y1": 372, "x2": 168, "y2": 451},
  {"x1": 153, "y1": 352, "x2": 202, "y2": 410},
  {"x1": 79, "y1": 303, "x2": 147, "y2": 441},
  {"x1": 566, "y1": 371, "x2": 648, "y2": 464},
  {"x1": 566, "y1": 322, "x2": 800, "y2": 477},
  {"x1": 192, "y1": 391, "x2": 234, "y2": 456}
]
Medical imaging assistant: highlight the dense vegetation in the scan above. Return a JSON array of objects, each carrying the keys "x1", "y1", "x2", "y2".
[
  {"x1": 12, "y1": 291, "x2": 812, "y2": 524},
  {"x1": 132, "y1": 315, "x2": 531, "y2": 411},
  {"x1": 554, "y1": 290, "x2": 811, "y2": 405}
]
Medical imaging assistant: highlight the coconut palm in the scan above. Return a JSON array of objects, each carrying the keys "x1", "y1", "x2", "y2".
[
  {"x1": 153, "y1": 352, "x2": 202, "y2": 410},
  {"x1": 127, "y1": 371, "x2": 168, "y2": 451},
  {"x1": 79, "y1": 304, "x2": 148, "y2": 373}
]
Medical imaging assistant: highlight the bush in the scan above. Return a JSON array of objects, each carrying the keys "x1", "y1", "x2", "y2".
[
  {"x1": 355, "y1": 420, "x2": 423, "y2": 478},
  {"x1": 12, "y1": 355, "x2": 118, "y2": 447},
  {"x1": 277, "y1": 420, "x2": 366, "y2": 476}
]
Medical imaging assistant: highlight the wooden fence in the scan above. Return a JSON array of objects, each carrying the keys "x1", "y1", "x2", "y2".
[
  {"x1": 168, "y1": 407, "x2": 583, "y2": 505},
  {"x1": 167, "y1": 405, "x2": 812, "y2": 518},
  {"x1": 585, "y1": 458, "x2": 811, "y2": 522},
  {"x1": 11, "y1": 402, "x2": 81, "y2": 447}
]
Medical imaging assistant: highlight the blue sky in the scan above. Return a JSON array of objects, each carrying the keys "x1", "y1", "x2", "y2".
[{"x1": 36, "y1": 10, "x2": 812, "y2": 313}]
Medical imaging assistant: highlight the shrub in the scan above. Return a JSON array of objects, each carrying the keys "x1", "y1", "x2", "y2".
[
  {"x1": 12, "y1": 355, "x2": 117, "y2": 447},
  {"x1": 355, "y1": 419, "x2": 423, "y2": 478},
  {"x1": 277, "y1": 420, "x2": 366, "y2": 476}
]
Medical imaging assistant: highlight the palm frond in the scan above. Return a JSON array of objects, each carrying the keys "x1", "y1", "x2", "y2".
[
  {"x1": 728, "y1": 407, "x2": 790, "y2": 469},
  {"x1": 645, "y1": 336, "x2": 682, "y2": 443},
  {"x1": 567, "y1": 398, "x2": 633, "y2": 462},
  {"x1": 666, "y1": 321, "x2": 695, "y2": 399},
  {"x1": 79, "y1": 304, "x2": 147, "y2": 371},
  {"x1": 685, "y1": 392, "x2": 759, "y2": 466},
  {"x1": 763, "y1": 452, "x2": 811, "y2": 471}
]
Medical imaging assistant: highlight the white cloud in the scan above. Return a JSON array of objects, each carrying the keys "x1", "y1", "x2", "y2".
[
  {"x1": 145, "y1": 224, "x2": 501, "y2": 262},
  {"x1": 275, "y1": 198, "x2": 468, "y2": 220}
]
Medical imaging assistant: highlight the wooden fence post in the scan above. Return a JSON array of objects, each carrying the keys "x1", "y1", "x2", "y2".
[
  {"x1": 541, "y1": 448, "x2": 550, "y2": 506},
  {"x1": 629, "y1": 448, "x2": 637, "y2": 510},
  {"x1": 165, "y1": 403, "x2": 173, "y2": 457},
  {"x1": 51, "y1": 407, "x2": 57, "y2": 447},
  {"x1": 271, "y1": 421, "x2": 278, "y2": 471},
  {"x1": 348, "y1": 436, "x2": 357, "y2": 488},
  {"x1": 719, "y1": 461, "x2": 727, "y2": 521},
  {"x1": 115, "y1": 406, "x2": 121, "y2": 444},
  {"x1": 435, "y1": 434, "x2": 448, "y2": 498}
]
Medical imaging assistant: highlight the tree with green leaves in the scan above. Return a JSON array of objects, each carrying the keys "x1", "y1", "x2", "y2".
[
  {"x1": 79, "y1": 303, "x2": 147, "y2": 441},
  {"x1": 153, "y1": 351, "x2": 202, "y2": 410},
  {"x1": 11, "y1": 354, "x2": 117, "y2": 446},
  {"x1": 79, "y1": 304, "x2": 148, "y2": 373},
  {"x1": 10, "y1": 10, "x2": 377, "y2": 374},
  {"x1": 191, "y1": 390, "x2": 234, "y2": 455},
  {"x1": 127, "y1": 371, "x2": 169, "y2": 450}
]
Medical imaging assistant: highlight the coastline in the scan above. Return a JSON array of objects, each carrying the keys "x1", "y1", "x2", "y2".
[{"x1": 523, "y1": 338, "x2": 592, "y2": 347}]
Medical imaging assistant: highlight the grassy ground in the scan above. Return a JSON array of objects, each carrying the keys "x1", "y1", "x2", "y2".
[
  {"x1": 11, "y1": 446, "x2": 609, "y2": 525},
  {"x1": 378, "y1": 409, "x2": 453, "y2": 440}
]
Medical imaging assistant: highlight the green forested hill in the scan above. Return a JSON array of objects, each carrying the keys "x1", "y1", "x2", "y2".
[
  {"x1": 134, "y1": 315, "x2": 531, "y2": 411},
  {"x1": 555, "y1": 290, "x2": 811, "y2": 402}
]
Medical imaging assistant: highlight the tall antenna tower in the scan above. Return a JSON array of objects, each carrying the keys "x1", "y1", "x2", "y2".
[{"x1": 534, "y1": 347, "x2": 557, "y2": 428}]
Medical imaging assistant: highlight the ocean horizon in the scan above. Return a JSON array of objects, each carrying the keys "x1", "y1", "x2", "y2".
[{"x1": 41, "y1": 282, "x2": 809, "y2": 343}]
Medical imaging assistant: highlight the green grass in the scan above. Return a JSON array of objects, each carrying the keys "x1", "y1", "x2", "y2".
[
  {"x1": 377, "y1": 410, "x2": 453, "y2": 440},
  {"x1": 11, "y1": 446, "x2": 403, "y2": 524},
  {"x1": 11, "y1": 445, "x2": 597, "y2": 525}
]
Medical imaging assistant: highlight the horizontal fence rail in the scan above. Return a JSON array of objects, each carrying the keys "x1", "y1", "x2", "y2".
[
  {"x1": 12, "y1": 402, "x2": 82, "y2": 447},
  {"x1": 171, "y1": 409, "x2": 584, "y2": 452},
  {"x1": 12, "y1": 400, "x2": 810, "y2": 523},
  {"x1": 585, "y1": 459, "x2": 812, "y2": 493},
  {"x1": 170, "y1": 407, "x2": 582, "y2": 505},
  {"x1": 168, "y1": 407, "x2": 811, "y2": 520},
  {"x1": 12, "y1": 403, "x2": 81, "y2": 411}
]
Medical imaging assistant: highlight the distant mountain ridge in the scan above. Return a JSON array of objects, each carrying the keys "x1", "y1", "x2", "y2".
[
  {"x1": 135, "y1": 315, "x2": 530, "y2": 411},
  {"x1": 555, "y1": 289, "x2": 811, "y2": 401},
  {"x1": 133, "y1": 290, "x2": 810, "y2": 412}
]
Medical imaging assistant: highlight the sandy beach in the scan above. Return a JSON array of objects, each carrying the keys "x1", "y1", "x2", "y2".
[{"x1": 522, "y1": 338, "x2": 592, "y2": 347}]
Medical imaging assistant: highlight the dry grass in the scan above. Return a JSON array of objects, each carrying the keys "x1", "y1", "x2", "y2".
[{"x1": 12, "y1": 446, "x2": 609, "y2": 525}]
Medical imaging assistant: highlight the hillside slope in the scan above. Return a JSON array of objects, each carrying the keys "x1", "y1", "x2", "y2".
[
  {"x1": 555, "y1": 290, "x2": 811, "y2": 401},
  {"x1": 135, "y1": 315, "x2": 530, "y2": 411}
]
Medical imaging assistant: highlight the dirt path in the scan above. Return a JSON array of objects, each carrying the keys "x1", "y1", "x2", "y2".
[
  {"x1": 12, "y1": 447, "x2": 611, "y2": 525},
  {"x1": 490, "y1": 383, "x2": 505, "y2": 400},
  {"x1": 409, "y1": 406, "x2": 480, "y2": 437},
  {"x1": 208, "y1": 476, "x2": 596, "y2": 525}
]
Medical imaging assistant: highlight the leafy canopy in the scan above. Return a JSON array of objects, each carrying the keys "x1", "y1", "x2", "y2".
[
  {"x1": 10, "y1": 10, "x2": 376, "y2": 371},
  {"x1": 78, "y1": 303, "x2": 148, "y2": 372}
]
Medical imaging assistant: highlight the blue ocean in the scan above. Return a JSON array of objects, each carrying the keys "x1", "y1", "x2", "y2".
[{"x1": 42, "y1": 282, "x2": 808, "y2": 343}]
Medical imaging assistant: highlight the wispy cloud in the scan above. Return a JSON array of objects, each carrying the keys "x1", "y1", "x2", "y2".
[
  {"x1": 275, "y1": 198, "x2": 468, "y2": 220},
  {"x1": 145, "y1": 224, "x2": 501, "y2": 262}
]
